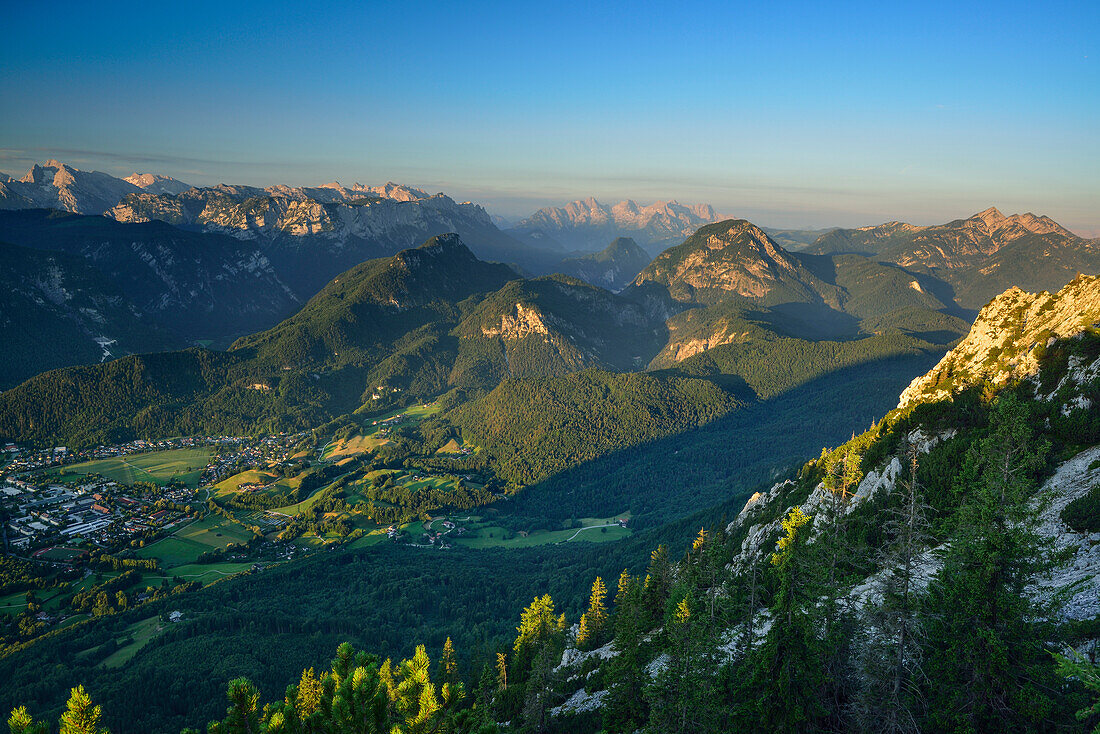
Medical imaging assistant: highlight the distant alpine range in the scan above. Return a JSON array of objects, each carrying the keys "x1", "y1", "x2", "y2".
[{"x1": 0, "y1": 158, "x2": 1096, "y2": 409}]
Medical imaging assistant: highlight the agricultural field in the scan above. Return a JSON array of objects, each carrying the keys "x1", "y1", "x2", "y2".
[
  {"x1": 214, "y1": 468, "x2": 304, "y2": 502},
  {"x1": 320, "y1": 403, "x2": 443, "y2": 463},
  {"x1": 98, "y1": 616, "x2": 164, "y2": 669},
  {"x1": 136, "y1": 515, "x2": 254, "y2": 566},
  {"x1": 320, "y1": 433, "x2": 388, "y2": 462},
  {"x1": 213, "y1": 469, "x2": 278, "y2": 496},
  {"x1": 450, "y1": 513, "x2": 632, "y2": 549},
  {"x1": 46, "y1": 447, "x2": 214, "y2": 487}
]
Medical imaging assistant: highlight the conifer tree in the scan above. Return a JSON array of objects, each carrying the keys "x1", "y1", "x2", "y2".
[
  {"x1": 922, "y1": 393, "x2": 1058, "y2": 732},
  {"x1": 644, "y1": 591, "x2": 726, "y2": 733},
  {"x1": 391, "y1": 645, "x2": 441, "y2": 734},
  {"x1": 734, "y1": 507, "x2": 826, "y2": 732},
  {"x1": 853, "y1": 442, "x2": 932, "y2": 733},
  {"x1": 576, "y1": 577, "x2": 608, "y2": 650},
  {"x1": 328, "y1": 663, "x2": 389, "y2": 734},
  {"x1": 207, "y1": 679, "x2": 261, "y2": 734},
  {"x1": 7, "y1": 707, "x2": 47, "y2": 734},
  {"x1": 295, "y1": 667, "x2": 324, "y2": 722},
  {"x1": 603, "y1": 570, "x2": 649, "y2": 732},
  {"x1": 640, "y1": 546, "x2": 672, "y2": 626},
  {"x1": 439, "y1": 637, "x2": 458, "y2": 686},
  {"x1": 1054, "y1": 649, "x2": 1100, "y2": 732}
]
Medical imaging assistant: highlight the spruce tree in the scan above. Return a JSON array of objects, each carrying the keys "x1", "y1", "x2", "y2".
[
  {"x1": 922, "y1": 392, "x2": 1058, "y2": 732},
  {"x1": 853, "y1": 442, "x2": 932, "y2": 733},
  {"x1": 734, "y1": 507, "x2": 827, "y2": 732},
  {"x1": 602, "y1": 570, "x2": 649, "y2": 732}
]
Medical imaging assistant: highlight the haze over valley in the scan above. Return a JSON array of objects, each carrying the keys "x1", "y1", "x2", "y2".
[{"x1": 1, "y1": 2, "x2": 1098, "y2": 733}]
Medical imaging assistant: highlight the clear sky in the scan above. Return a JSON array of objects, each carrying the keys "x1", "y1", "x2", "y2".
[{"x1": 1, "y1": 0, "x2": 1097, "y2": 233}]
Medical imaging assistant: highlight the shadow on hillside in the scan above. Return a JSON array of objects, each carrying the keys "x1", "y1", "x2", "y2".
[
  {"x1": 505, "y1": 349, "x2": 944, "y2": 529},
  {"x1": 750, "y1": 302, "x2": 862, "y2": 340}
]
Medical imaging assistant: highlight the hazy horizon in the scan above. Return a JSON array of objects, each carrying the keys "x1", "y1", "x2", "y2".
[{"x1": 2, "y1": 1, "x2": 1097, "y2": 235}]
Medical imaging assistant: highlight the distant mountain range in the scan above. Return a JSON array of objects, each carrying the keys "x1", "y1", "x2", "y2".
[
  {"x1": 0, "y1": 158, "x2": 1095, "y2": 420},
  {"x1": 0, "y1": 209, "x2": 300, "y2": 388},
  {"x1": 508, "y1": 197, "x2": 722, "y2": 254},
  {"x1": 808, "y1": 206, "x2": 1100, "y2": 308}
]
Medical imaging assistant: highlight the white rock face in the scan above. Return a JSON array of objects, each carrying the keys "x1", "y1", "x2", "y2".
[
  {"x1": 481, "y1": 303, "x2": 551, "y2": 339},
  {"x1": 514, "y1": 196, "x2": 722, "y2": 251},
  {"x1": 0, "y1": 160, "x2": 143, "y2": 214},
  {"x1": 550, "y1": 687, "x2": 607, "y2": 716},
  {"x1": 108, "y1": 186, "x2": 494, "y2": 247},
  {"x1": 899, "y1": 275, "x2": 1100, "y2": 408},
  {"x1": 1030, "y1": 445, "x2": 1100, "y2": 622}
]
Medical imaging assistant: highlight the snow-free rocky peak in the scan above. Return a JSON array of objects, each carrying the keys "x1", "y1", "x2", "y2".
[
  {"x1": 898, "y1": 274, "x2": 1100, "y2": 408},
  {"x1": 631, "y1": 219, "x2": 813, "y2": 301},
  {"x1": 124, "y1": 172, "x2": 192, "y2": 195}
]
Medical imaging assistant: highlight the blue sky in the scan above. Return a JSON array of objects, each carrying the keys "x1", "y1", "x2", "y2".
[{"x1": 1, "y1": 0, "x2": 1097, "y2": 233}]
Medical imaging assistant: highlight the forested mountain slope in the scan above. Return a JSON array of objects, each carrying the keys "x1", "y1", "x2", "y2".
[
  {"x1": 809, "y1": 207, "x2": 1100, "y2": 309},
  {"x1": 5, "y1": 277, "x2": 1099, "y2": 734},
  {"x1": 536, "y1": 277, "x2": 1100, "y2": 733},
  {"x1": 0, "y1": 209, "x2": 301, "y2": 348},
  {"x1": 0, "y1": 236, "x2": 668, "y2": 448},
  {"x1": 0, "y1": 240, "x2": 172, "y2": 389}
]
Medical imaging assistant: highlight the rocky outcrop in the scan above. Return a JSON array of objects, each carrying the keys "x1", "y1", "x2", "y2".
[
  {"x1": 899, "y1": 275, "x2": 1100, "y2": 408},
  {"x1": 631, "y1": 220, "x2": 834, "y2": 308}
]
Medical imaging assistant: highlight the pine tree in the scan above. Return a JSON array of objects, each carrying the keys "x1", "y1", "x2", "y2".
[
  {"x1": 922, "y1": 392, "x2": 1058, "y2": 732},
  {"x1": 207, "y1": 678, "x2": 262, "y2": 734},
  {"x1": 59, "y1": 686, "x2": 109, "y2": 734},
  {"x1": 853, "y1": 442, "x2": 932, "y2": 733},
  {"x1": 328, "y1": 663, "x2": 389, "y2": 734},
  {"x1": 734, "y1": 507, "x2": 827, "y2": 732},
  {"x1": 391, "y1": 645, "x2": 440, "y2": 734},
  {"x1": 7, "y1": 707, "x2": 47, "y2": 734}
]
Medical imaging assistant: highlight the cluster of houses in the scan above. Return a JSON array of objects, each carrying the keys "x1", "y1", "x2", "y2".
[
  {"x1": 2, "y1": 477, "x2": 185, "y2": 553},
  {"x1": 199, "y1": 431, "x2": 312, "y2": 485},
  {"x1": 1, "y1": 436, "x2": 238, "y2": 476}
]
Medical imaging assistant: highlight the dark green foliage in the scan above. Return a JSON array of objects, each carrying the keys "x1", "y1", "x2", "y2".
[
  {"x1": 920, "y1": 394, "x2": 1060, "y2": 732},
  {"x1": 449, "y1": 368, "x2": 739, "y2": 486},
  {"x1": 1062, "y1": 483, "x2": 1100, "y2": 533},
  {"x1": 674, "y1": 330, "x2": 938, "y2": 400},
  {"x1": 0, "y1": 240, "x2": 174, "y2": 390},
  {"x1": 0, "y1": 349, "x2": 330, "y2": 449},
  {"x1": 0, "y1": 209, "x2": 300, "y2": 351},
  {"x1": 0, "y1": 535, "x2": 661, "y2": 734}
]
